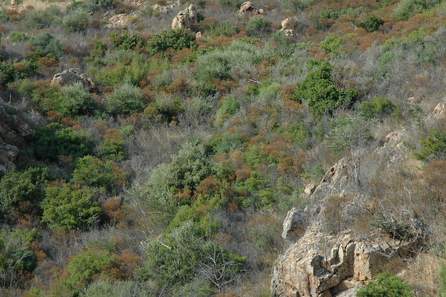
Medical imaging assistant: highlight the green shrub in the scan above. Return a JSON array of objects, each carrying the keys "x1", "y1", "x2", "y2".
[
  {"x1": 214, "y1": 96, "x2": 240, "y2": 126},
  {"x1": 144, "y1": 95, "x2": 185, "y2": 123},
  {"x1": 416, "y1": 129, "x2": 446, "y2": 161},
  {"x1": 394, "y1": 0, "x2": 441, "y2": 20},
  {"x1": 140, "y1": 141, "x2": 215, "y2": 224},
  {"x1": 294, "y1": 60, "x2": 357, "y2": 117},
  {"x1": 42, "y1": 183, "x2": 102, "y2": 230},
  {"x1": 33, "y1": 123, "x2": 94, "y2": 161},
  {"x1": 29, "y1": 33, "x2": 64, "y2": 59},
  {"x1": 359, "y1": 97, "x2": 396, "y2": 119},
  {"x1": 320, "y1": 35, "x2": 343, "y2": 55},
  {"x1": 148, "y1": 29, "x2": 196, "y2": 55},
  {"x1": 208, "y1": 21, "x2": 240, "y2": 37},
  {"x1": 357, "y1": 273, "x2": 413, "y2": 297},
  {"x1": 98, "y1": 129, "x2": 127, "y2": 161},
  {"x1": 326, "y1": 116, "x2": 371, "y2": 155},
  {"x1": 142, "y1": 222, "x2": 245, "y2": 290},
  {"x1": 85, "y1": 0, "x2": 116, "y2": 12},
  {"x1": 0, "y1": 60, "x2": 37, "y2": 86},
  {"x1": 81, "y1": 281, "x2": 149, "y2": 297},
  {"x1": 246, "y1": 16, "x2": 272, "y2": 37},
  {"x1": 64, "y1": 249, "x2": 115, "y2": 294},
  {"x1": 9, "y1": 31, "x2": 30, "y2": 43},
  {"x1": 0, "y1": 228, "x2": 39, "y2": 286},
  {"x1": 359, "y1": 16, "x2": 384, "y2": 32},
  {"x1": 72, "y1": 156, "x2": 126, "y2": 193},
  {"x1": 110, "y1": 32, "x2": 145, "y2": 50},
  {"x1": 42, "y1": 82, "x2": 94, "y2": 116},
  {"x1": 218, "y1": 0, "x2": 243, "y2": 8},
  {"x1": 0, "y1": 167, "x2": 49, "y2": 220},
  {"x1": 23, "y1": 6, "x2": 61, "y2": 29},
  {"x1": 105, "y1": 83, "x2": 145, "y2": 115},
  {"x1": 62, "y1": 9, "x2": 89, "y2": 33}
]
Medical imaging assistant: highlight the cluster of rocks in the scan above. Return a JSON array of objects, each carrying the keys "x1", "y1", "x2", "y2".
[{"x1": 238, "y1": 1, "x2": 264, "y2": 16}]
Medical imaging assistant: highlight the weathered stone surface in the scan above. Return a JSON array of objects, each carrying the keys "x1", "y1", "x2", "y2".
[
  {"x1": 171, "y1": 4, "x2": 198, "y2": 30},
  {"x1": 279, "y1": 17, "x2": 297, "y2": 37},
  {"x1": 152, "y1": 0, "x2": 180, "y2": 14},
  {"x1": 106, "y1": 13, "x2": 133, "y2": 29},
  {"x1": 238, "y1": 1, "x2": 264, "y2": 16},
  {"x1": 51, "y1": 68, "x2": 95, "y2": 90},
  {"x1": 272, "y1": 132, "x2": 423, "y2": 297}
]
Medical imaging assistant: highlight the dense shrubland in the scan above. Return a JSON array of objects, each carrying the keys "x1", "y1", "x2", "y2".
[{"x1": 0, "y1": 0, "x2": 445, "y2": 296}]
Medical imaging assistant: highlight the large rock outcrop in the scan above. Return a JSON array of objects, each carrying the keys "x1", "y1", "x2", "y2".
[
  {"x1": 51, "y1": 68, "x2": 95, "y2": 90},
  {"x1": 171, "y1": 4, "x2": 198, "y2": 30},
  {"x1": 272, "y1": 131, "x2": 426, "y2": 297},
  {"x1": 0, "y1": 100, "x2": 32, "y2": 174}
]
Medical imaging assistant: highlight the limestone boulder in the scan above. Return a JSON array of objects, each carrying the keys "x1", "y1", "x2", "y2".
[
  {"x1": 171, "y1": 4, "x2": 198, "y2": 30},
  {"x1": 51, "y1": 68, "x2": 95, "y2": 90},
  {"x1": 238, "y1": 1, "x2": 264, "y2": 16}
]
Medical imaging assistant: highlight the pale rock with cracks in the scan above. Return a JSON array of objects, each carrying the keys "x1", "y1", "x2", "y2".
[
  {"x1": 171, "y1": 4, "x2": 198, "y2": 30},
  {"x1": 51, "y1": 68, "x2": 95, "y2": 90},
  {"x1": 272, "y1": 130, "x2": 425, "y2": 297},
  {"x1": 238, "y1": 1, "x2": 264, "y2": 16},
  {"x1": 280, "y1": 17, "x2": 297, "y2": 37}
]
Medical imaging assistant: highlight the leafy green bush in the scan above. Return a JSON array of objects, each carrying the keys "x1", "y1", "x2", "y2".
[
  {"x1": 394, "y1": 0, "x2": 441, "y2": 20},
  {"x1": 140, "y1": 141, "x2": 215, "y2": 224},
  {"x1": 63, "y1": 249, "x2": 115, "y2": 294},
  {"x1": 81, "y1": 281, "x2": 149, "y2": 297},
  {"x1": 42, "y1": 183, "x2": 102, "y2": 230},
  {"x1": 148, "y1": 29, "x2": 196, "y2": 55},
  {"x1": 144, "y1": 95, "x2": 185, "y2": 123},
  {"x1": 62, "y1": 9, "x2": 89, "y2": 33},
  {"x1": 320, "y1": 35, "x2": 343, "y2": 55},
  {"x1": 359, "y1": 97, "x2": 396, "y2": 119},
  {"x1": 142, "y1": 222, "x2": 245, "y2": 290},
  {"x1": 33, "y1": 83, "x2": 94, "y2": 116},
  {"x1": 246, "y1": 16, "x2": 272, "y2": 37},
  {"x1": 207, "y1": 21, "x2": 240, "y2": 37},
  {"x1": 357, "y1": 273, "x2": 413, "y2": 297},
  {"x1": 29, "y1": 33, "x2": 64, "y2": 59},
  {"x1": 294, "y1": 60, "x2": 357, "y2": 117},
  {"x1": 359, "y1": 16, "x2": 384, "y2": 32},
  {"x1": 416, "y1": 130, "x2": 446, "y2": 161},
  {"x1": 23, "y1": 6, "x2": 62, "y2": 29},
  {"x1": 33, "y1": 123, "x2": 94, "y2": 161},
  {"x1": 0, "y1": 228, "x2": 38, "y2": 286},
  {"x1": 105, "y1": 83, "x2": 145, "y2": 115},
  {"x1": 72, "y1": 156, "x2": 126, "y2": 193},
  {"x1": 9, "y1": 31, "x2": 30, "y2": 43},
  {"x1": 110, "y1": 32, "x2": 145, "y2": 50},
  {"x1": 214, "y1": 96, "x2": 240, "y2": 126},
  {"x1": 85, "y1": 0, "x2": 116, "y2": 12},
  {"x1": 0, "y1": 167, "x2": 49, "y2": 221},
  {"x1": 0, "y1": 60, "x2": 37, "y2": 86},
  {"x1": 98, "y1": 129, "x2": 127, "y2": 161}
]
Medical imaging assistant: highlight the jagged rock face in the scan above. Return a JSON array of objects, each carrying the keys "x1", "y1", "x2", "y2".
[
  {"x1": 272, "y1": 132, "x2": 424, "y2": 297},
  {"x1": 238, "y1": 1, "x2": 264, "y2": 16},
  {"x1": 0, "y1": 100, "x2": 32, "y2": 174},
  {"x1": 51, "y1": 68, "x2": 95, "y2": 90},
  {"x1": 171, "y1": 4, "x2": 198, "y2": 30},
  {"x1": 280, "y1": 17, "x2": 297, "y2": 37}
]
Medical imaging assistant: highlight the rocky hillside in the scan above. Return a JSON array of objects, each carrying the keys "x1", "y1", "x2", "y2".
[{"x1": 0, "y1": 0, "x2": 445, "y2": 296}]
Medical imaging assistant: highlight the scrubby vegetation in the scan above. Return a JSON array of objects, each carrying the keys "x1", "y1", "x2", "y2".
[{"x1": 0, "y1": 0, "x2": 445, "y2": 296}]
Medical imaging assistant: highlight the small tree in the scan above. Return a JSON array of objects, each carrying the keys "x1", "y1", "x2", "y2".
[
  {"x1": 246, "y1": 16, "x2": 272, "y2": 37},
  {"x1": 357, "y1": 273, "x2": 413, "y2": 297},
  {"x1": 0, "y1": 167, "x2": 49, "y2": 221},
  {"x1": 294, "y1": 60, "x2": 357, "y2": 117},
  {"x1": 148, "y1": 29, "x2": 196, "y2": 55},
  {"x1": 42, "y1": 183, "x2": 102, "y2": 231},
  {"x1": 105, "y1": 83, "x2": 145, "y2": 115}
]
